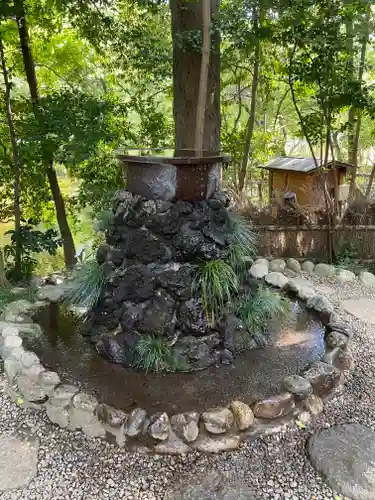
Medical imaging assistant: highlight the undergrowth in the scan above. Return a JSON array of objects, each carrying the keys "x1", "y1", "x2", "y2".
[
  {"x1": 237, "y1": 286, "x2": 291, "y2": 338},
  {"x1": 133, "y1": 334, "x2": 172, "y2": 373},
  {"x1": 62, "y1": 259, "x2": 106, "y2": 310},
  {"x1": 192, "y1": 259, "x2": 239, "y2": 325}
]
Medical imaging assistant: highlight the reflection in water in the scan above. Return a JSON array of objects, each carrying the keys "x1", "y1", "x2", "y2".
[{"x1": 31, "y1": 300, "x2": 324, "y2": 414}]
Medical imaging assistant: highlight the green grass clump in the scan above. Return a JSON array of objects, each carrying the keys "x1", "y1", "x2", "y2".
[
  {"x1": 227, "y1": 243, "x2": 253, "y2": 280},
  {"x1": 238, "y1": 286, "x2": 291, "y2": 335},
  {"x1": 226, "y1": 212, "x2": 257, "y2": 255},
  {"x1": 63, "y1": 259, "x2": 106, "y2": 310},
  {"x1": 134, "y1": 334, "x2": 172, "y2": 373},
  {"x1": 94, "y1": 209, "x2": 114, "y2": 233},
  {"x1": 192, "y1": 259, "x2": 239, "y2": 326}
]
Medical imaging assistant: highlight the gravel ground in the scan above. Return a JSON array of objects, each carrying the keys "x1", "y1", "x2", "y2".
[{"x1": 1, "y1": 273, "x2": 374, "y2": 500}]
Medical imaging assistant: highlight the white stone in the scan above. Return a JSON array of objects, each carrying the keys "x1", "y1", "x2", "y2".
[
  {"x1": 314, "y1": 263, "x2": 335, "y2": 278},
  {"x1": 359, "y1": 271, "x2": 375, "y2": 287},
  {"x1": 286, "y1": 258, "x2": 301, "y2": 273},
  {"x1": 253, "y1": 258, "x2": 269, "y2": 268},
  {"x1": 306, "y1": 295, "x2": 333, "y2": 314},
  {"x1": 39, "y1": 371, "x2": 60, "y2": 395},
  {"x1": 249, "y1": 263, "x2": 268, "y2": 280},
  {"x1": 302, "y1": 261, "x2": 315, "y2": 274},
  {"x1": 265, "y1": 272, "x2": 288, "y2": 289},
  {"x1": 46, "y1": 403, "x2": 70, "y2": 428},
  {"x1": 192, "y1": 433, "x2": 241, "y2": 453},
  {"x1": 269, "y1": 259, "x2": 286, "y2": 272},
  {"x1": 50, "y1": 384, "x2": 79, "y2": 407},
  {"x1": 20, "y1": 351, "x2": 40, "y2": 369},
  {"x1": 336, "y1": 269, "x2": 355, "y2": 283},
  {"x1": 1, "y1": 326, "x2": 20, "y2": 338},
  {"x1": 202, "y1": 407, "x2": 233, "y2": 434}
]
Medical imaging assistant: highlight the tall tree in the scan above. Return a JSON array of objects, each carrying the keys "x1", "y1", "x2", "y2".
[
  {"x1": 14, "y1": 0, "x2": 76, "y2": 268},
  {"x1": 0, "y1": 34, "x2": 21, "y2": 281},
  {"x1": 170, "y1": 0, "x2": 220, "y2": 155}
]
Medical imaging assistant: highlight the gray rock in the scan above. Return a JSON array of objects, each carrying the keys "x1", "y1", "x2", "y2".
[
  {"x1": 96, "y1": 404, "x2": 127, "y2": 427},
  {"x1": 46, "y1": 403, "x2": 70, "y2": 428},
  {"x1": 202, "y1": 407, "x2": 233, "y2": 434},
  {"x1": 340, "y1": 298, "x2": 375, "y2": 325},
  {"x1": 218, "y1": 314, "x2": 247, "y2": 352},
  {"x1": 38, "y1": 371, "x2": 60, "y2": 395},
  {"x1": 287, "y1": 277, "x2": 313, "y2": 294},
  {"x1": 37, "y1": 283, "x2": 72, "y2": 302},
  {"x1": 16, "y1": 375, "x2": 47, "y2": 403},
  {"x1": 96, "y1": 336, "x2": 126, "y2": 365},
  {"x1": 20, "y1": 351, "x2": 40, "y2": 369},
  {"x1": 125, "y1": 408, "x2": 147, "y2": 437},
  {"x1": 0, "y1": 434, "x2": 39, "y2": 492},
  {"x1": 72, "y1": 392, "x2": 98, "y2": 412},
  {"x1": 326, "y1": 331, "x2": 349, "y2": 349},
  {"x1": 303, "y1": 361, "x2": 341, "y2": 396},
  {"x1": 148, "y1": 412, "x2": 170, "y2": 441},
  {"x1": 230, "y1": 401, "x2": 254, "y2": 430},
  {"x1": 324, "y1": 347, "x2": 341, "y2": 366},
  {"x1": 359, "y1": 270, "x2": 375, "y2": 287},
  {"x1": 283, "y1": 375, "x2": 313, "y2": 400},
  {"x1": 302, "y1": 260, "x2": 315, "y2": 274},
  {"x1": 249, "y1": 263, "x2": 268, "y2": 280},
  {"x1": 269, "y1": 259, "x2": 286, "y2": 272},
  {"x1": 265, "y1": 272, "x2": 288, "y2": 289},
  {"x1": 314, "y1": 263, "x2": 335, "y2": 278},
  {"x1": 253, "y1": 258, "x2": 269, "y2": 267},
  {"x1": 192, "y1": 433, "x2": 241, "y2": 453},
  {"x1": 326, "y1": 319, "x2": 352, "y2": 338},
  {"x1": 308, "y1": 423, "x2": 375, "y2": 500},
  {"x1": 286, "y1": 258, "x2": 301, "y2": 273},
  {"x1": 170, "y1": 412, "x2": 199, "y2": 442},
  {"x1": 82, "y1": 419, "x2": 105, "y2": 439},
  {"x1": 334, "y1": 347, "x2": 355, "y2": 371},
  {"x1": 303, "y1": 394, "x2": 324, "y2": 416},
  {"x1": 4, "y1": 358, "x2": 21, "y2": 383},
  {"x1": 153, "y1": 431, "x2": 191, "y2": 455},
  {"x1": 253, "y1": 393, "x2": 295, "y2": 419},
  {"x1": 1, "y1": 326, "x2": 19, "y2": 338},
  {"x1": 306, "y1": 295, "x2": 333, "y2": 314},
  {"x1": 336, "y1": 269, "x2": 355, "y2": 283},
  {"x1": 50, "y1": 384, "x2": 79, "y2": 408},
  {"x1": 219, "y1": 348, "x2": 233, "y2": 365}
]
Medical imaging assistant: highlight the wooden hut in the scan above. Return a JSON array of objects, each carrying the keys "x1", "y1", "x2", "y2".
[{"x1": 260, "y1": 156, "x2": 353, "y2": 207}]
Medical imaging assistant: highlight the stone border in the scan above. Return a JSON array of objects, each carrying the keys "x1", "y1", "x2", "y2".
[{"x1": 0, "y1": 260, "x2": 356, "y2": 455}]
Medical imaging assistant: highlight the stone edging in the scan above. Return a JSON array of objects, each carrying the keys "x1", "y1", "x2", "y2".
[{"x1": 0, "y1": 263, "x2": 355, "y2": 455}]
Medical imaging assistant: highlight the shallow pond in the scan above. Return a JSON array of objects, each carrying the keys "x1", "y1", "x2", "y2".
[{"x1": 31, "y1": 300, "x2": 324, "y2": 414}]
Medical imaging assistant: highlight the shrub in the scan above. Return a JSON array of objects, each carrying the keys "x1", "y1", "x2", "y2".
[
  {"x1": 62, "y1": 259, "x2": 106, "y2": 310},
  {"x1": 192, "y1": 259, "x2": 239, "y2": 325},
  {"x1": 226, "y1": 211, "x2": 257, "y2": 255},
  {"x1": 237, "y1": 286, "x2": 291, "y2": 336},
  {"x1": 133, "y1": 334, "x2": 172, "y2": 373}
]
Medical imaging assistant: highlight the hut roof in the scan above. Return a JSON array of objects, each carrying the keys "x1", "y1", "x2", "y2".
[{"x1": 260, "y1": 156, "x2": 353, "y2": 173}]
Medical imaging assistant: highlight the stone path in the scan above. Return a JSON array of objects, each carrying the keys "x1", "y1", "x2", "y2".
[
  {"x1": 308, "y1": 423, "x2": 375, "y2": 500},
  {"x1": 0, "y1": 434, "x2": 39, "y2": 492},
  {"x1": 340, "y1": 297, "x2": 375, "y2": 324},
  {"x1": 1, "y1": 269, "x2": 375, "y2": 499}
]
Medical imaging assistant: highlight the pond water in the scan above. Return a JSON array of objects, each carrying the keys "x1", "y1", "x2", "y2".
[{"x1": 30, "y1": 300, "x2": 324, "y2": 414}]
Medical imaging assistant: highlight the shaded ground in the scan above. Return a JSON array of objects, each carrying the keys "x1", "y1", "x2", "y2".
[{"x1": 32, "y1": 300, "x2": 324, "y2": 413}]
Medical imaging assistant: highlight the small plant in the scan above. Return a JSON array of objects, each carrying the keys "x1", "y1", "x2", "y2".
[
  {"x1": 94, "y1": 208, "x2": 114, "y2": 233},
  {"x1": 4, "y1": 223, "x2": 62, "y2": 281},
  {"x1": 227, "y1": 243, "x2": 253, "y2": 280},
  {"x1": 192, "y1": 259, "x2": 239, "y2": 325},
  {"x1": 226, "y1": 211, "x2": 257, "y2": 255},
  {"x1": 63, "y1": 259, "x2": 106, "y2": 310},
  {"x1": 238, "y1": 286, "x2": 291, "y2": 336},
  {"x1": 335, "y1": 241, "x2": 360, "y2": 272},
  {"x1": 133, "y1": 334, "x2": 172, "y2": 373}
]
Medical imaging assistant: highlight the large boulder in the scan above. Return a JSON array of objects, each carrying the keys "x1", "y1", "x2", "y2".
[
  {"x1": 286, "y1": 258, "x2": 301, "y2": 273},
  {"x1": 302, "y1": 261, "x2": 315, "y2": 274},
  {"x1": 359, "y1": 271, "x2": 375, "y2": 287},
  {"x1": 265, "y1": 272, "x2": 288, "y2": 289},
  {"x1": 283, "y1": 375, "x2": 313, "y2": 400},
  {"x1": 308, "y1": 423, "x2": 375, "y2": 500},
  {"x1": 202, "y1": 407, "x2": 233, "y2": 434},
  {"x1": 125, "y1": 408, "x2": 147, "y2": 437},
  {"x1": 230, "y1": 401, "x2": 254, "y2": 430},
  {"x1": 336, "y1": 269, "x2": 355, "y2": 283},
  {"x1": 249, "y1": 262, "x2": 268, "y2": 280},
  {"x1": 269, "y1": 259, "x2": 286, "y2": 272},
  {"x1": 314, "y1": 263, "x2": 335, "y2": 278},
  {"x1": 306, "y1": 295, "x2": 333, "y2": 315},
  {"x1": 253, "y1": 393, "x2": 295, "y2": 419},
  {"x1": 303, "y1": 361, "x2": 341, "y2": 396},
  {"x1": 171, "y1": 412, "x2": 200, "y2": 442},
  {"x1": 148, "y1": 412, "x2": 170, "y2": 441}
]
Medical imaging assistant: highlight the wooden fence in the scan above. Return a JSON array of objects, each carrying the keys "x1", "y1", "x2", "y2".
[{"x1": 255, "y1": 225, "x2": 375, "y2": 261}]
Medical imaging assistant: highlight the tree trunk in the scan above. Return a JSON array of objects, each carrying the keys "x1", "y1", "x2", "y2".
[
  {"x1": 0, "y1": 36, "x2": 21, "y2": 281},
  {"x1": 170, "y1": 0, "x2": 220, "y2": 155},
  {"x1": 194, "y1": 0, "x2": 211, "y2": 155},
  {"x1": 365, "y1": 163, "x2": 375, "y2": 198},
  {"x1": 14, "y1": 0, "x2": 76, "y2": 268},
  {"x1": 238, "y1": 8, "x2": 262, "y2": 193}
]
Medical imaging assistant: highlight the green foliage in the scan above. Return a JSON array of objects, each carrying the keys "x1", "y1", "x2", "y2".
[
  {"x1": 192, "y1": 259, "x2": 239, "y2": 326},
  {"x1": 0, "y1": 286, "x2": 37, "y2": 313},
  {"x1": 4, "y1": 223, "x2": 61, "y2": 281},
  {"x1": 63, "y1": 259, "x2": 106, "y2": 309},
  {"x1": 237, "y1": 286, "x2": 291, "y2": 337},
  {"x1": 226, "y1": 212, "x2": 257, "y2": 251},
  {"x1": 227, "y1": 243, "x2": 252, "y2": 280},
  {"x1": 94, "y1": 208, "x2": 114, "y2": 233},
  {"x1": 133, "y1": 334, "x2": 172, "y2": 373}
]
